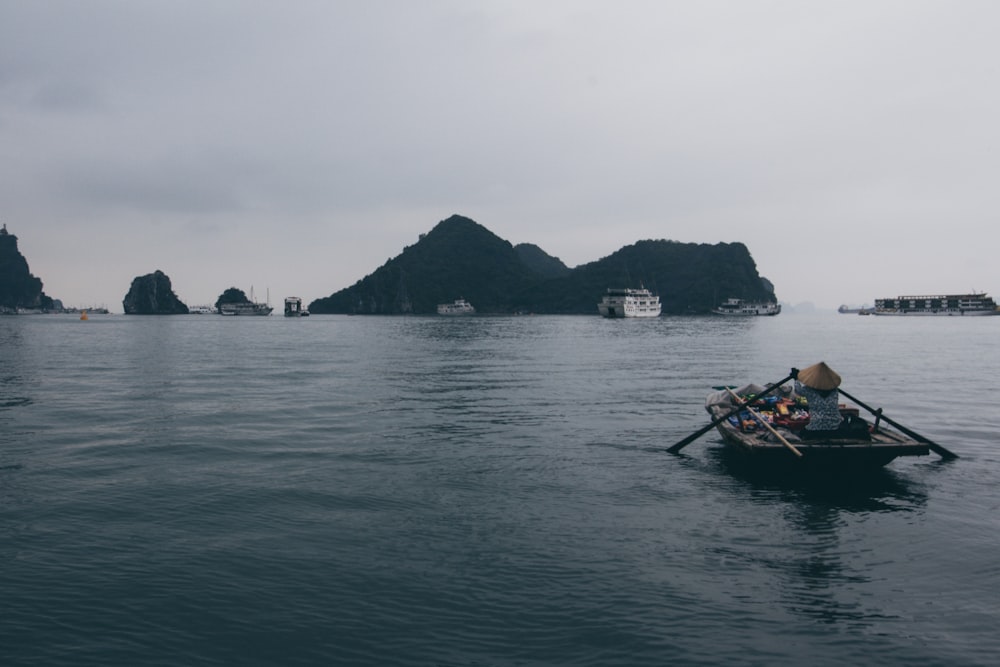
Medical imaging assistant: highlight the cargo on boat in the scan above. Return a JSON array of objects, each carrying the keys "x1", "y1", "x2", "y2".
[{"x1": 704, "y1": 383, "x2": 929, "y2": 468}]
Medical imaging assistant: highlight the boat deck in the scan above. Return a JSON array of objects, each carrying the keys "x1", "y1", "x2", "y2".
[{"x1": 705, "y1": 385, "x2": 930, "y2": 467}]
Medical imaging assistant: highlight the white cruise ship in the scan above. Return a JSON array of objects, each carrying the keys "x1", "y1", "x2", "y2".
[
  {"x1": 597, "y1": 288, "x2": 661, "y2": 318},
  {"x1": 437, "y1": 298, "x2": 476, "y2": 315}
]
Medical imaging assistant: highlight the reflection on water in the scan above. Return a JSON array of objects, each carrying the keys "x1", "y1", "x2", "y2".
[
  {"x1": 700, "y1": 444, "x2": 934, "y2": 636},
  {"x1": 707, "y1": 446, "x2": 928, "y2": 512},
  {"x1": 0, "y1": 321, "x2": 33, "y2": 413}
]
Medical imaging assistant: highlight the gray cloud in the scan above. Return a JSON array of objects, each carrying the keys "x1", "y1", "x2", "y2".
[{"x1": 2, "y1": 1, "x2": 999, "y2": 310}]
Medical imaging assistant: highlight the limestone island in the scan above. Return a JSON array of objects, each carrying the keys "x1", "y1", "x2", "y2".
[{"x1": 122, "y1": 270, "x2": 189, "y2": 314}]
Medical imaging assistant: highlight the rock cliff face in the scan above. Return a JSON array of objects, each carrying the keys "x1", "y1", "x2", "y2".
[
  {"x1": 122, "y1": 270, "x2": 189, "y2": 314},
  {"x1": 0, "y1": 224, "x2": 52, "y2": 311}
]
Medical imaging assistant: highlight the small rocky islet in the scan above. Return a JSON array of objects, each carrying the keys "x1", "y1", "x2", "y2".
[{"x1": 121, "y1": 271, "x2": 188, "y2": 315}]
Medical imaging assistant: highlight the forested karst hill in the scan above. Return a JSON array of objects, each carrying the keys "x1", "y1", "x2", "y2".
[
  {"x1": 308, "y1": 214, "x2": 775, "y2": 315},
  {"x1": 514, "y1": 240, "x2": 774, "y2": 314},
  {"x1": 310, "y1": 215, "x2": 543, "y2": 314},
  {"x1": 514, "y1": 243, "x2": 571, "y2": 279}
]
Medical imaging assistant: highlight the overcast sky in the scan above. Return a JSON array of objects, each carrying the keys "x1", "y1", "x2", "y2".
[{"x1": 2, "y1": 1, "x2": 998, "y2": 311}]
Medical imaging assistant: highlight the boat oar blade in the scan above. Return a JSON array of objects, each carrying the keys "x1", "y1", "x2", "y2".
[
  {"x1": 838, "y1": 388, "x2": 959, "y2": 460},
  {"x1": 668, "y1": 371, "x2": 797, "y2": 454},
  {"x1": 667, "y1": 422, "x2": 725, "y2": 454}
]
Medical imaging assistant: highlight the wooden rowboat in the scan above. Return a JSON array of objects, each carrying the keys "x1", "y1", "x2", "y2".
[{"x1": 705, "y1": 383, "x2": 930, "y2": 468}]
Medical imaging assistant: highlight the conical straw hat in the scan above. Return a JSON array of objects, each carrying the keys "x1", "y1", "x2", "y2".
[{"x1": 798, "y1": 361, "x2": 841, "y2": 390}]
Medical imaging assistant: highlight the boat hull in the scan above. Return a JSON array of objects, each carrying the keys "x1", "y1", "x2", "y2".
[
  {"x1": 712, "y1": 299, "x2": 781, "y2": 316},
  {"x1": 711, "y1": 310, "x2": 781, "y2": 316},
  {"x1": 219, "y1": 304, "x2": 273, "y2": 316},
  {"x1": 711, "y1": 421, "x2": 927, "y2": 468},
  {"x1": 598, "y1": 306, "x2": 660, "y2": 318},
  {"x1": 871, "y1": 309, "x2": 996, "y2": 316}
]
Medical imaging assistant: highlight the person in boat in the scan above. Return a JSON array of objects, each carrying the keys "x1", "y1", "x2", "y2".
[{"x1": 794, "y1": 361, "x2": 869, "y2": 440}]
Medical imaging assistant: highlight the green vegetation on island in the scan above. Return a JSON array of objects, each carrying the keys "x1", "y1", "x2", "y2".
[
  {"x1": 309, "y1": 215, "x2": 776, "y2": 315},
  {"x1": 215, "y1": 287, "x2": 253, "y2": 311}
]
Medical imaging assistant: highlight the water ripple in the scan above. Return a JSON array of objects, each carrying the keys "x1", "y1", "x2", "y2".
[{"x1": 1, "y1": 314, "x2": 999, "y2": 666}]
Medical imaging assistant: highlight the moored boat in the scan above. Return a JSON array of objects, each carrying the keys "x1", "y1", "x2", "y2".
[
  {"x1": 219, "y1": 302, "x2": 273, "y2": 316},
  {"x1": 219, "y1": 287, "x2": 273, "y2": 316},
  {"x1": 62, "y1": 306, "x2": 111, "y2": 315},
  {"x1": 702, "y1": 382, "x2": 929, "y2": 468},
  {"x1": 597, "y1": 287, "x2": 661, "y2": 318},
  {"x1": 284, "y1": 296, "x2": 309, "y2": 317},
  {"x1": 712, "y1": 298, "x2": 781, "y2": 316},
  {"x1": 872, "y1": 293, "x2": 998, "y2": 316},
  {"x1": 437, "y1": 298, "x2": 475, "y2": 315}
]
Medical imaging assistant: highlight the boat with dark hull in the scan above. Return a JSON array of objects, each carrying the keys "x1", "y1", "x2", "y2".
[
  {"x1": 704, "y1": 383, "x2": 929, "y2": 469},
  {"x1": 219, "y1": 288, "x2": 273, "y2": 316},
  {"x1": 284, "y1": 296, "x2": 309, "y2": 317},
  {"x1": 220, "y1": 302, "x2": 273, "y2": 316},
  {"x1": 712, "y1": 298, "x2": 780, "y2": 316},
  {"x1": 838, "y1": 304, "x2": 872, "y2": 315}
]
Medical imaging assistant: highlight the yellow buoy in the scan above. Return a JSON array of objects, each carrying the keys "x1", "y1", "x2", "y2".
[{"x1": 80, "y1": 310, "x2": 88, "y2": 321}]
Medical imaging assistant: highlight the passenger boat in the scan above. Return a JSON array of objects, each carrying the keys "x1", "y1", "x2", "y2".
[
  {"x1": 597, "y1": 287, "x2": 661, "y2": 318},
  {"x1": 712, "y1": 298, "x2": 781, "y2": 316},
  {"x1": 284, "y1": 296, "x2": 309, "y2": 317},
  {"x1": 61, "y1": 306, "x2": 111, "y2": 315},
  {"x1": 189, "y1": 305, "x2": 215, "y2": 315},
  {"x1": 871, "y1": 293, "x2": 998, "y2": 316},
  {"x1": 219, "y1": 302, "x2": 273, "y2": 316},
  {"x1": 437, "y1": 298, "x2": 475, "y2": 315},
  {"x1": 219, "y1": 287, "x2": 273, "y2": 316},
  {"x1": 703, "y1": 383, "x2": 929, "y2": 468}
]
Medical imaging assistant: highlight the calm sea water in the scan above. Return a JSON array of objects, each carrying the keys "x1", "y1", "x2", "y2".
[{"x1": 2, "y1": 313, "x2": 999, "y2": 666}]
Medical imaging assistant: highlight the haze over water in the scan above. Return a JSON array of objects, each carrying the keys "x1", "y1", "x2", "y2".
[{"x1": 2, "y1": 313, "x2": 998, "y2": 666}]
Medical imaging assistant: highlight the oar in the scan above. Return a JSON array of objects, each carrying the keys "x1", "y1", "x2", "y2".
[
  {"x1": 667, "y1": 369, "x2": 798, "y2": 453},
  {"x1": 838, "y1": 388, "x2": 958, "y2": 460},
  {"x1": 723, "y1": 387, "x2": 802, "y2": 457}
]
